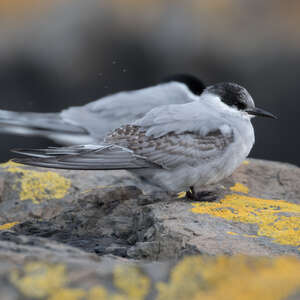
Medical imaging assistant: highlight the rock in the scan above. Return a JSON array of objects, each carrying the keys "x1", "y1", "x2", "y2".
[
  {"x1": 0, "y1": 159, "x2": 300, "y2": 298},
  {"x1": 0, "y1": 234, "x2": 300, "y2": 300},
  {"x1": 0, "y1": 159, "x2": 299, "y2": 259}
]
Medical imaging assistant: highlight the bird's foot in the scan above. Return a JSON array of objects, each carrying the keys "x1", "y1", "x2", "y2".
[
  {"x1": 185, "y1": 186, "x2": 217, "y2": 202},
  {"x1": 193, "y1": 191, "x2": 217, "y2": 202}
]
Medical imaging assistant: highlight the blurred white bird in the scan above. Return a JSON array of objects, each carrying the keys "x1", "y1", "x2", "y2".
[
  {"x1": 13, "y1": 82, "x2": 276, "y2": 200},
  {"x1": 0, "y1": 74, "x2": 205, "y2": 145}
]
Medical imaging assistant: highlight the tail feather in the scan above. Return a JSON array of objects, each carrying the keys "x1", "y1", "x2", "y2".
[
  {"x1": 0, "y1": 109, "x2": 86, "y2": 133},
  {"x1": 0, "y1": 109, "x2": 92, "y2": 145}
]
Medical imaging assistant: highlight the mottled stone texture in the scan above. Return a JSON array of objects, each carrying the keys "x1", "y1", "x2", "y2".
[{"x1": 0, "y1": 159, "x2": 299, "y2": 299}]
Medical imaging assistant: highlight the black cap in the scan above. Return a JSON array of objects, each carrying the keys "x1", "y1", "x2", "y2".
[{"x1": 161, "y1": 74, "x2": 205, "y2": 96}]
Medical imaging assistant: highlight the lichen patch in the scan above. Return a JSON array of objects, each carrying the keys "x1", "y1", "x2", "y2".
[
  {"x1": 156, "y1": 256, "x2": 300, "y2": 300},
  {"x1": 0, "y1": 161, "x2": 71, "y2": 204},
  {"x1": 0, "y1": 222, "x2": 19, "y2": 230},
  {"x1": 230, "y1": 182, "x2": 249, "y2": 194},
  {"x1": 9, "y1": 256, "x2": 300, "y2": 300},
  {"x1": 192, "y1": 186, "x2": 300, "y2": 248},
  {"x1": 10, "y1": 261, "x2": 150, "y2": 300}
]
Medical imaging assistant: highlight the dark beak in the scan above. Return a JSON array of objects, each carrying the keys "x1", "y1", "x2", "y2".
[{"x1": 246, "y1": 107, "x2": 277, "y2": 119}]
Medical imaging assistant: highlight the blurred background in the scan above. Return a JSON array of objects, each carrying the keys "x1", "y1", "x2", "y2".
[{"x1": 0, "y1": 0, "x2": 298, "y2": 165}]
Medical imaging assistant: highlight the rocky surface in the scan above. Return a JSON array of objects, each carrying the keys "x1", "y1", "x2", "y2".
[
  {"x1": 0, "y1": 235, "x2": 300, "y2": 300},
  {"x1": 0, "y1": 158, "x2": 300, "y2": 299}
]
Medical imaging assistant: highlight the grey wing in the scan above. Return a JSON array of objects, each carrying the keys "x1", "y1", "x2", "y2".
[
  {"x1": 60, "y1": 82, "x2": 195, "y2": 141},
  {"x1": 106, "y1": 125, "x2": 234, "y2": 169},
  {"x1": 12, "y1": 144, "x2": 161, "y2": 170},
  {"x1": 12, "y1": 125, "x2": 233, "y2": 171},
  {"x1": 0, "y1": 82, "x2": 195, "y2": 145}
]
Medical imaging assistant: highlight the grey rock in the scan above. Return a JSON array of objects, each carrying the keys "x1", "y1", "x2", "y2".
[
  {"x1": 0, "y1": 159, "x2": 299, "y2": 298},
  {"x1": 0, "y1": 158, "x2": 299, "y2": 259},
  {"x1": 0, "y1": 234, "x2": 299, "y2": 299}
]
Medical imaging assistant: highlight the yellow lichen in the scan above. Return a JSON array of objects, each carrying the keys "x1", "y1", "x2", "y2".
[
  {"x1": 230, "y1": 182, "x2": 249, "y2": 194},
  {"x1": 49, "y1": 289, "x2": 86, "y2": 300},
  {"x1": 157, "y1": 256, "x2": 300, "y2": 300},
  {"x1": 10, "y1": 262, "x2": 92, "y2": 300},
  {"x1": 0, "y1": 221, "x2": 19, "y2": 230},
  {"x1": 227, "y1": 231, "x2": 258, "y2": 238},
  {"x1": 10, "y1": 262, "x2": 68, "y2": 298},
  {"x1": 227, "y1": 231, "x2": 239, "y2": 236},
  {"x1": 192, "y1": 192, "x2": 300, "y2": 247},
  {"x1": 114, "y1": 265, "x2": 151, "y2": 300},
  {"x1": 9, "y1": 257, "x2": 300, "y2": 300},
  {"x1": 0, "y1": 161, "x2": 71, "y2": 204},
  {"x1": 243, "y1": 234, "x2": 258, "y2": 238},
  {"x1": 10, "y1": 261, "x2": 150, "y2": 300},
  {"x1": 242, "y1": 160, "x2": 250, "y2": 165},
  {"x1": 87, "y1": 287, "x2": 108, "y2": 300}
]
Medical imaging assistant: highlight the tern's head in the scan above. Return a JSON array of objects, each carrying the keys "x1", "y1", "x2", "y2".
[{"x1": 204, "y1": 82, "x2": 277, "y2": 119}]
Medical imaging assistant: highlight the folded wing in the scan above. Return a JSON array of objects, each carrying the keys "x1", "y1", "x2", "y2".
[
  {"x1": 106, "y1": 125, "x2": 234, "y2": 169},
  {"x1": 12, "y1": 144, "x2": 160, "y2": 170}
]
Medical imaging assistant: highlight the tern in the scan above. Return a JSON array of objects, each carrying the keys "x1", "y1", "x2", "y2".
[
  {"x1": 12, "y1": 82, "x2": 277, "y2": 200},
  {"x1": 0, "y1": 74, "x2": 205, "y2": 145}
]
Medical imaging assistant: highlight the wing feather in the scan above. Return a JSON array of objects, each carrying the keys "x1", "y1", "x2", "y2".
[
  {"x1": 106, "y1": 125, "x2": 234, "y2": 169},
  {"x1": 12, "y1": 144, "x2": 160, "y2": 170},
  {"x1": 61, "y1": 82, "x2": 195, "y2": 140},
  {"x1": 13, "y1": 98, "x2": 235, "y2": 172}
]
